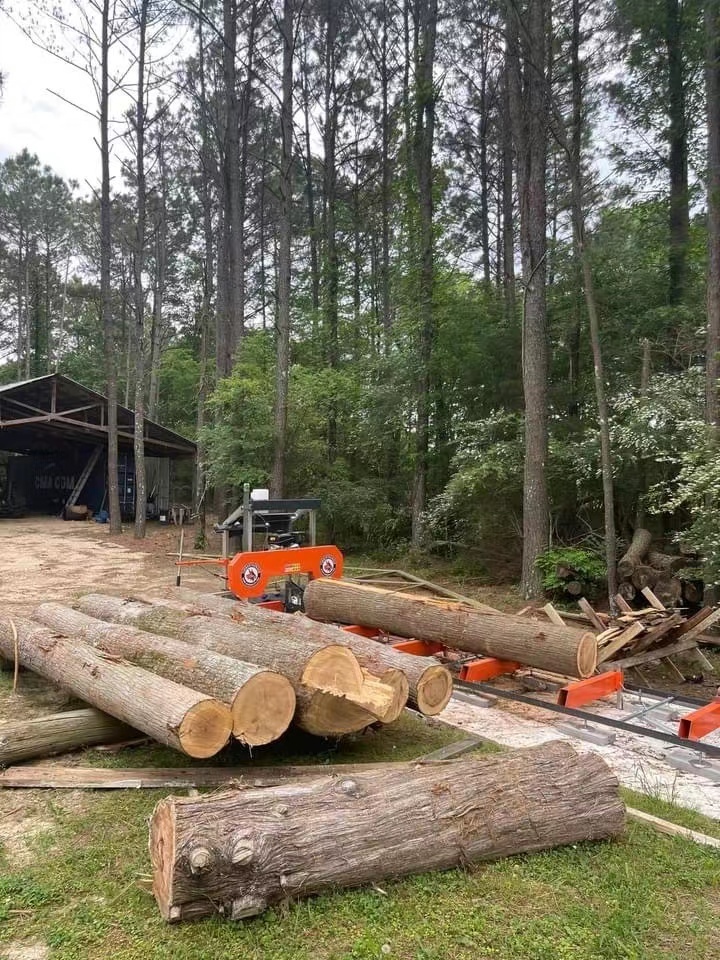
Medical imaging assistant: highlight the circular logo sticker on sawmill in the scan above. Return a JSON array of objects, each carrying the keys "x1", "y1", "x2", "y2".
[
  {"x1": 320, "y1": 555, "x2": 337, "y2": 577},
  {"x1": 241, "y1": 563, "x2": 262, "y2": 587}
]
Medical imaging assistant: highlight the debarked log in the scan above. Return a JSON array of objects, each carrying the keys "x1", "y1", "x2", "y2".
[{"x1": 149, "y1": 741, "x2": 625, "y2": 922}]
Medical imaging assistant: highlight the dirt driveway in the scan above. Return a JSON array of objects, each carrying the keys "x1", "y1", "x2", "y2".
[{"x1": 0, "y1": 516, "x2": 219, "y2": 723}]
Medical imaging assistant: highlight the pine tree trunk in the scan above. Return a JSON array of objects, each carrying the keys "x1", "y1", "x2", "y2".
[
  {"x1": 132, "y1": 0, "x2": 149, "y2": 540},
  {"x1": 270, "y1": 0, "x2": 294, "y2": 498},
  {"x1": 304, "y1": 579, "x2": 597, "y2": 678},
  {"x1": 0, "y1": 708, "x2": 135, "y2": 765},
  {"x1": 0, "y1": 619, "x2": 231, "y2": 757},
  {"x1": 149, "y1": 741, "x2": 625, "y2": 923},
  {"x1": 101, "y1": 0, "x2": 121, "y2": 534},
  {"x1": 32, "y1": 603, "x2": 296, "y2": 747},
  {"x1": 707, "y1": 0, "x2": 720, "y2": 429},
  {"x1": 507, "y1": 0, "x2": 549, "y2": 598}
]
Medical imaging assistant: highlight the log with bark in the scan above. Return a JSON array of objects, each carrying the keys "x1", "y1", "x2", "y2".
[
  {"x1": 148, "y1": 741, "x2": 625, "y2": 923},
  {"x1": 303, "y1": 579, "x2": 598, "y2": 678},
  {"x1": 75, "y1": 595, "x2": 407, "y2": 737},
  {"x1": 617, "y1": 528, "x2": 652, "y2": 579},
  {"x1": 0, "y1": 708, "x2": 136, "y2": 765},
  {"x1": 646, "y1": 551, "x2": 686, "y2": 573},
  {"x1": 652, "y1": 576, "x2": 683, "y2": 608},
  {"x1": 116, "y1": 589, "x2": 453, "y2": 717},
  {"x1": 31, "y1": 603, "x2": 296, "y2": 748},
  {"x1": 0, "y1": 618, "x2": 232, "y2": 758},
  {"x1": 630, "y1": 565, "x2": 658, "y2": 591}
]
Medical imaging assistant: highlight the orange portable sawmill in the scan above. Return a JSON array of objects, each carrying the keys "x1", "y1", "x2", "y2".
[{"x1": 177, "y1": 483, "x2": 343, "y2": 610}]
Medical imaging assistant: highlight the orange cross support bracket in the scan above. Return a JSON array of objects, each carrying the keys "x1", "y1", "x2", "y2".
[
  {"x1": 459, "y1": 658, "x2": 521, "y2": 682},
  {"x1": 557, "y1": 670, "x2": 624, "y2": 709},
  {"x1": 390, "y1": 638, "x2": 445, "y2": 656},
  {"x1": 341, "y1": 624, "x2": 384, "y2": 639},
  {"x1": 678, "y1": 698, "x2": 720, "y2": 741}
]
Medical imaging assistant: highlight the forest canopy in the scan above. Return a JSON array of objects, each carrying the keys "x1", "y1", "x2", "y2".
[{"x1": 1, "y1": 0, "x2": 720, "y2": 597}]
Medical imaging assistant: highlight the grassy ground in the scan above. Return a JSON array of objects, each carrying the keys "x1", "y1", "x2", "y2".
[
  {"x1": 1, "y1": 544, "x2": 719, "y2": 959},
  {"x1": 1, "y1": 708, "x2": 718, "y2": 960}
]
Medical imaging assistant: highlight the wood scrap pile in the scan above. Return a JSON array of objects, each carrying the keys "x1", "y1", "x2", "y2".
[
  {"x1": 617, "y1": 528, "x2": 701, "y2": 607},
  {"x1": 573, "y1": 589, "x2": 720, "y2": 671},
  {"x1": 0, "y1": 591, "x2": 454, "y2": 764}
]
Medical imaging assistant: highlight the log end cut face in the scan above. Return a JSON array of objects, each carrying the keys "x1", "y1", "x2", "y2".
[
  {"x1": 415, "y1": 664, "x2": 453, "y2": 715},
  {"x1": 576, "y1": 632, "x2": 598, "y2": 678},
  {"x1": 231, "y1": 672, "x2": 296, "y2": 746},
  {"x1": 176, "y1": 700, "x2": 233, "y2": 758},
  {"x1": 297, "y1": 690, "x2": 376, "y2": 737}
]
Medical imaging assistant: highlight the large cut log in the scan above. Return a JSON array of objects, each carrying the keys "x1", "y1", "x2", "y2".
[
  {"x1": 107, "y1": 589, "x2": 452, "y2": 717},
  {"x1": 75, "y1": 595, "x2": 405, "y2": 737},
  {"x1": 31, "y1": 603, "x2": 296, "y2": 747},
  {"x1": 647, "y1": 551, "x2": 686, "y2": 573},
  {"x1": 617, "y1": 528, "x2": 652, "y2": 579},
  {"x1": 0, "y1": 618, "x2": 232, "y2": 758},
  {"x1": 0, "y1": 708, "x2": 135, "y2": 765},
  {"x1": 653, "y1": 575, "x2": 682, "y2": 608},
  {"x1": 303, "y1": 579, "x2": 598, "y2": 678},
  {"x1": 165, "y1": 588, "x2": 453, "y2": 716},
  {"x1": 149, "y1": 741, "x2": 625, "y2": 922},
  {"x1": 630, "y1": 565, "x2": 658, "y2": 591}
]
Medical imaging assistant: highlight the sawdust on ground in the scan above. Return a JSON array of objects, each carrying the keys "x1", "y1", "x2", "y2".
[{"x1": 0, "y1": 943, "x2": 49, "y2": 960}]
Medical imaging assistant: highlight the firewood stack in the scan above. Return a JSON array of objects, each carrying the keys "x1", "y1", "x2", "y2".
[
  {"x1": 616, "y1": 528, "x2": 700, "y2": 608},
  {"x1": 0, "y1": 591, "x2": 455, "y2": 763}
]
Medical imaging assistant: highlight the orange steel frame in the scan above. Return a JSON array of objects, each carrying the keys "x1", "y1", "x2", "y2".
[
  {"x1": 177, "y1": 545, "x2": 344, "y2": 600},
  {"x1": 557, "y1": 671, "x2": 624, "y2": 709},
  {"x1": 678, "y1": 697, "x2": 720, "y2": 741}
]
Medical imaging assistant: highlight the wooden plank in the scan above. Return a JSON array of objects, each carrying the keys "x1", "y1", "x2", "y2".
[
  {"x1": 598, "y1": 636, "x2": 700, "y2": 672},
  {"x1": 577, "y1": 598, "x2": 606, "y2": 632},
  {"x1": 675, "y1": 607, "x2": 720, "y2": 644},
  {"x1": 640, "y1": 587, "x2": 666, "y2": 611},
  {"x1": 626, "y1": 807, "x2": 720, "y2": 849},
  {"x1": 416, "y1": 737, "x2": 484, "y2": 762},
  {"x1": 0, "y1": 762, "x2": 406, "y2": 790},
  {"x1": 597, "y1": 622, "x2": 646, "y2": 664},
  {"x1": 614, "y1": 594, "x2": 634, "y2": 614},
  {"x1": 542, "y1": 603, "x2": 566, "y2": 627},
  {"x1": 597, "y1": 627, "x2": 623, "y2": 644},
  {"x1": 0, "y1": 738, "x2": 485, "y2": 790},
  {"x1": 630, "y1": 613, "x2": 683, "y2": 654}
]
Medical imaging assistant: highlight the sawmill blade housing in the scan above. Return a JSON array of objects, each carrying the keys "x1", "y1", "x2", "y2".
[{"x1": 176, "y1": 482, "x2": 343, "y2": 609}]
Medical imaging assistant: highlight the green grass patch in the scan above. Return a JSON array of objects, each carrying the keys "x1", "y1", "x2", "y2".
[{"x1": 1, "y1": 713, "x2": 718, "y2": 960}]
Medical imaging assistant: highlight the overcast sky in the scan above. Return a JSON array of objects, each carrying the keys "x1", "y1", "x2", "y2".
[{"x1": 0, "y1": 12, "x2": 115, "y2": 192}]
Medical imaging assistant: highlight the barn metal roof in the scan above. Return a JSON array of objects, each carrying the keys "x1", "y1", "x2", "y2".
[{"x1": 0, "y1": 374, "x2": 196, "y2": 458}]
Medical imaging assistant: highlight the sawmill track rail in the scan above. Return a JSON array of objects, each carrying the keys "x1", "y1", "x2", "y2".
[{"x1": 452, "y1": 679, "x2": 720, "y2": 759}]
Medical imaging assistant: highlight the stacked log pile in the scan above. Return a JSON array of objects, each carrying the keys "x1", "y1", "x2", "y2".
[
  {"x1": 617, "y1": 529, "x2": 700, "y2": 607},
  {"x1": 0, "y1": 588, "x2": 458, "y2": 762}
]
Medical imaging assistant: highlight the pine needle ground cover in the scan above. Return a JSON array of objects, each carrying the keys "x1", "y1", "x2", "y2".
[{"x1": 0, "y1": 693, "x2": 718, "y2": 960}]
